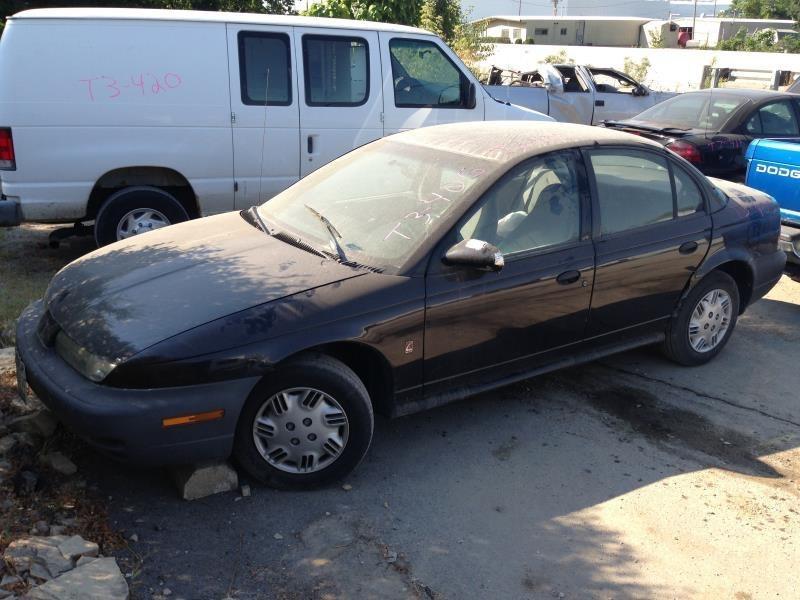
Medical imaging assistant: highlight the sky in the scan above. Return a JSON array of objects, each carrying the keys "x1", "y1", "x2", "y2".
[{"x1": 464, "y1": 0, "x2": 732, "y2": 20}]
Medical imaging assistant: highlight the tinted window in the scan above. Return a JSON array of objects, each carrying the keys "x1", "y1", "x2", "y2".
[
  {"x1": 303, "y1": 36, "x2": 368, "y2": 106},
  {"x1": 633, "y1": 92, "x2": 748, "y2": 130},
  {"x1": 389, "y1": 39, "x2": 468, "y2": 108},
  {"x1": 673, "y1": 165, "x2": 704, "y2": 216},
  {"x1": 590, "y1": 150, "x2": 673, "y2": 235},
  {"x1": 745, "y1": 101, "x2": 799, "y2": 136},
  {"x1": 458, "y1": 153, "x2": 580, "y2": 255},
  {"x1": 238, "y1": 32, "x2": 291, "y2": 106}
]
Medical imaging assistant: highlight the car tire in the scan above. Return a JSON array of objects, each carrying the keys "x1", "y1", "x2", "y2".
[
  {"x1": 94, "y1": 186, "x2": 190, "y2": 247},
  {"x1": 662, "y1": 271, "x2": 740, "y2": 366},
  {"x1": 233, "y1": 353, "x2": 374, "y2": 490}
]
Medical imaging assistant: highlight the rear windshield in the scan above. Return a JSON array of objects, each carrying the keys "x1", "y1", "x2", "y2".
[{"x1": 631, "y1": 93, "x2": 751, "y2": 130}]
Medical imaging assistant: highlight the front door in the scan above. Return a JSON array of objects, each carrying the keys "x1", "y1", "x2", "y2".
[
  {"x1": 379, "y1": 33, "x2": 484, "y2": 134},
  {"x1": 294, "y1": 28, "x2": 383, "y2": 177},
  {"x1": 584, "y1": 147, "x2": 712, "y2": 338},
  {"x1": 424, "y1": 151, "x2": 594, "y2": 395},
  {"x1": 227, "y1": 24, "x2": 300, "y2": 208}
]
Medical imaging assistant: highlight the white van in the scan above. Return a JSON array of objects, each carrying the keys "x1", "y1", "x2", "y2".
[{"x1": 0, "y1": 8, "x2": 550, "y2": 245}]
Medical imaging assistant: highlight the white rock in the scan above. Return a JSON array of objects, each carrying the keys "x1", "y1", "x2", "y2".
[
  {"x1": 171, "y1": 462, "x2": 238, "y2": 501},
  {"x1": 58, "y1": 535, "x2": 99, "y2": 560},
  {"x1": 0, "y1": 347, "x2": 14, "y2": 374},
  {"x1": 26, "y1": 556, "x2": 129, "y2": 600},
  {"x1": 40, "y1": 452, "x2": 78, "y2": 476},
  {"x1": 4, "y1": 536, "x2": 73, "y2": 577},
  {"x1": 8, "y1": 410, "x2": 57, "y2": 438},
  {"x1": 0, "y1": 435, "x2": 16, "y2": 456},
  {"x1": 76, "y1": 556, "x2": 97, "y2": 567}
]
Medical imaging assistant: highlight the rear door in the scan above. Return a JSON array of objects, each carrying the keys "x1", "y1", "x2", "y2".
[
  {"x1": 227, "y1": 23, "x2": 300, "y2": 209},
  {"x1": 380, "y1": 33, "x2": 484, "y2": 134},
  {"x1": 585, "y1": 147, "x2": 712, "y2": 337},
  {"x1": 294, "y1": 27, "x2": 383, "y2": 177}
]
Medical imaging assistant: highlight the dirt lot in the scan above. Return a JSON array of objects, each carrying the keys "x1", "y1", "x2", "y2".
[{"x1": 1, "y1": 225, "x2": 799, "y2": 599}]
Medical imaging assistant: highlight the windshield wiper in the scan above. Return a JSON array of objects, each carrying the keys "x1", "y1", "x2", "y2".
[
  {"x1": 304, "y1": 204, "x2": 347, "y2": 262},
  {"x1": 246, "y1": 205, "x2": 277, "y2": 236}
]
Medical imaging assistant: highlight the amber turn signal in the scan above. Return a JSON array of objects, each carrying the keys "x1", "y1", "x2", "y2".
[{"x1": 162, "y1": 409, "x2": 225, "y2": 428}]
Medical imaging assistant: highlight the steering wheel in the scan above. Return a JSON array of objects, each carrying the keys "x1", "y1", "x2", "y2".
[{"x1": 394, "y1": 76, "x2": 421, "y2": 94}]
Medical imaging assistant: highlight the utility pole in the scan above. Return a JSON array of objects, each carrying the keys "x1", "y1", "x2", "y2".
[
  {"x1": 692, "y1": 0, "x2": 698, "y2": 39},
  {"x1": 552, "y1": 0, "x2": 560, "y2": 17},
  {"x1": 518, "y1": 0, "x2": 522, "y2": 16}
]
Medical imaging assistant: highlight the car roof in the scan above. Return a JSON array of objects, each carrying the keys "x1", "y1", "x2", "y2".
[
  {"x1": 681, "y1": 88, "x2": 798, "y2": 100},
  {"x1": 391, "y1": 121, "x2": 663, "y2": 164},
  {"x1": 9, "y1": 7, "x2": 431, "y2": 35}
]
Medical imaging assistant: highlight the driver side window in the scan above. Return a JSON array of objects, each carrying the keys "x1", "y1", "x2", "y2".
[
  {"x1": 389, "y1": 38, "x2": 469, "y2": 108},
  {"x1": 458, "y1": 153, "x2": 582, "y2": 256}
]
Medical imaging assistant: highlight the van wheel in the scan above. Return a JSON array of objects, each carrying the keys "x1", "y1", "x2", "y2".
[
  {"x1": 233, "y1": 353, "x2": 374, "y2": 490},
  {"x1": 94, "y1": 186, "x2": 189, "y2": 246},
  {"x1": 662, "y1": 271, "x2": 740, "y2": 366}
]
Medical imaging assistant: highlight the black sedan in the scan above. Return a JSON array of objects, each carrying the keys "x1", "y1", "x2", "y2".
[
  {"x1": 604, "y1": 89, "x2": 800, "y2": 180},
  {"x1": 16, "y1": 122, "x2": 785, "y2": 489}
]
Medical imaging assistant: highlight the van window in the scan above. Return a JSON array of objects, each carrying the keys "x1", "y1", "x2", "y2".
[
  {"x1": 303, "y1": 35, "x2": 369, "y2": 106},
  {"x1": 389, "y1": 39, "x2": 469, "y2": 109},
  {"x1": 238, "y1": 32, "x2": 291, "y2": 106}
]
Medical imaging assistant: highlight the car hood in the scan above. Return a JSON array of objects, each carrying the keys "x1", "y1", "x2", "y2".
[{"x1": 44, "y1": 212, "x2": 365, "y2": 362}]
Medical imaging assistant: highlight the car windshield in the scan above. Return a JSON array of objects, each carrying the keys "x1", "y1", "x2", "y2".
[
  {"x1": 258, "y1": 139, "x2": 494, "y2": 270},
  {"x1": 631, "y1": 92, "x2": 750, "y2": 130}
]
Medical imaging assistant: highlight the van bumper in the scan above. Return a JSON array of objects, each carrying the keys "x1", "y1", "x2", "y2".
[
  {"x1": 0, "y1": 197, "x2": 21, "y2": 226},
  {"x1": 15, "y1": 300, "x2": 260, "y2": 465}
]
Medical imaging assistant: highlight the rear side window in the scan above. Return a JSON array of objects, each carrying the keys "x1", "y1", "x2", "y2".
[
  {"x1": 389, "y1": 38, "x2": 468, "y2": 108},
  {"x1": 590, "y1": 150, "x2": 673, "y2": 235},
  {"x1": 238, "y1": 32, "x2": 292, "y2": 106},
  {"x1": 673, "y1": 165, "x2": 704, "y2": 216},
  {"x1": 745, "y1": 101, "x2": 800, "y2": 136},
  {"x1": 303, "y1": 35, "x2": 369, "y2": 106}
]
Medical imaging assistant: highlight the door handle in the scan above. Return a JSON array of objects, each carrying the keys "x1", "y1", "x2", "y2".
[
  {"x1": 679, "y1": 241, "x2": 698, "y2": 255},
  {"x1": 595, "y1": 99, "x2": 605, "y2": 107},
  {"x1": 556, "y1": 270, "x2": 581, "y2": 285},
  {"x1": 307, "y1": 135, "x2": 314, "y2": 154}
]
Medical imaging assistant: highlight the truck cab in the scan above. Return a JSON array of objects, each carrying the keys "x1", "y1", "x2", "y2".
[{"x1": 745, "y1": 137, "x2": 800, "y2": 263}]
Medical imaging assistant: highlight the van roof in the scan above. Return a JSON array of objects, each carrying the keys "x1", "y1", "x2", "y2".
[{"x1": 10, "y1": 7, "x2": 432, "y2": 35}]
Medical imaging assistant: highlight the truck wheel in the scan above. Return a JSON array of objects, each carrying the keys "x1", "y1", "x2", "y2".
[
  {"x1": 233, "y1": 353, "x2": 374, "y2": 490},
  {"x1": 662, "y1": 271, "x2": 740, "y2": 366},
  {"x1": 94, "y1": 186, "x2": 189, "y2": 246}
]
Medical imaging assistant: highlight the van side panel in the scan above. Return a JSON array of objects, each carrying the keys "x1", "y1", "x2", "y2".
[{"x1": 0, "y1": 18, "x2": 233, "y2": 221}]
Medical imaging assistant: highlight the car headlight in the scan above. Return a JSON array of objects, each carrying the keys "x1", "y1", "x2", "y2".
[{"x1": 54, "y1": 331, "x2": 117, "y2": 382}]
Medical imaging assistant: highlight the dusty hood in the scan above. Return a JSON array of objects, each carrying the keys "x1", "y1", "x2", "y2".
[{"x1": 44, "y1": 212, "x2": 363, "y2": 362}]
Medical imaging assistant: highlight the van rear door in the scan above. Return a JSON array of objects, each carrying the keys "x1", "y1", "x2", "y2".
[
  {"x1": 227, "y1": 23, "x2": 300, "y2": 208},
  {"x1": 379, "y1": 33, "x2": 484, "y2": 133},
  {"x1": 294, "y1": 27, "x2": 383, "y2": 177}
]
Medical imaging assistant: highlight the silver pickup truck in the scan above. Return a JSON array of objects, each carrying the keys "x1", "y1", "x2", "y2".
[{"x1": 485, "y1": 64, "x2": 677, "y2": 125}]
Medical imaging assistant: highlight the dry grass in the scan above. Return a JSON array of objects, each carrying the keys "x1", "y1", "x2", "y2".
[{"x1": 0, "y1": 225, "x2": 93, "y2": 346}]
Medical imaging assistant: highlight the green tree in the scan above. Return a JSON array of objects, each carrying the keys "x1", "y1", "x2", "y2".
[
  {"x1": 304, "y1": 0, "x2": 420, "y2": 26},
  {"x1": 722, "y1": 0, "x2": 799, "y2": 20},
  {"x1": 0, "y1": 0, "x2": 295, "y2": 18}
]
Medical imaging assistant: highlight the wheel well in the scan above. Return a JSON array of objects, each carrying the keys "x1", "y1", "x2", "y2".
[
  {"x1": 309, "y1": 342, "x2": 395, "y2": 417},
  {"x1": 86, "y1": 167, "x2": 199, "y2": 220},
  {"x1": 713, "y1": 261, "x2": 753, "y2": 313}
]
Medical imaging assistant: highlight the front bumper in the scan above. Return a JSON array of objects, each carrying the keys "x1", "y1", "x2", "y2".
[
  {"x1": 15, "y1": 300, "x2": 260, "y2": 465},
  {"x1": 0, "y1": 197, "x2": 22, "y2": 226},
  {"x1": 779, "y1": 224, "x2": 800, "y2": 265}
]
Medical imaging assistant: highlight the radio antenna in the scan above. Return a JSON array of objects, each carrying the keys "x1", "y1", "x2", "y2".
[{"x1": 257, "y1": 68, "x2": 270, "y2": 204}]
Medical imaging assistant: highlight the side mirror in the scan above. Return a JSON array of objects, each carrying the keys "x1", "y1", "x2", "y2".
[
  {"x1": 466, "y1": 82, "x2": 477, "y2": 109},
  {"x1": 633, "y1": 85, "x2": 649, "y2": 97},
  {"x1": 443, "y1": 239, "x2": 504, "y2": 272}
]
